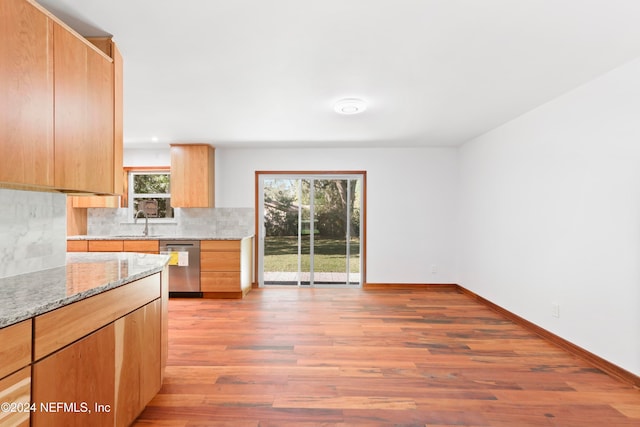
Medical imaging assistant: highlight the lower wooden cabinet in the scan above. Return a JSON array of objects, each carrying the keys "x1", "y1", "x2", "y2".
[
  {"x1": 31, "y1": 298, "x2": 161, "y2": 427},
  {"x1": 67, "y1": 239, "x2": 160, "y2": 254},
  {"x1": 23, "y1": 271, "x2": 165, "y2": 427},
  {"x1": 0, "y1": 319, "x2": 31, "y2": 379},
  {"x1": 0, "y1": 320, "x2": 32, "y2": 427},
  {"x1": 123, "y1": 240, "x2": 159, "y2": 254},
  {"x1": 66, "y1": 240, "x2": 88, "y2": 252},
  {"x1": 0, "y1": 367, "x2": 31, "y2": 427},
  {"x1": 32, "y1": 323, "x2": 116, "y2": 427},
  {"x1": 114, "y1": 299, "x2": 161, "y2": 426},
  {"x1": 200, "y1": 238, "x2": 252, "y2": 298}
]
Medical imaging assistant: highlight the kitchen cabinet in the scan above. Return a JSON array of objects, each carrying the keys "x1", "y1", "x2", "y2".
[
  {"x1": 54, "y1": 22, "x2": 114, "y2": 194},
  {"x1": 0, "y1": 319, "x2": 31, "y2": 379},
  {"x1": 32, "y1": 300, "x2": 161, "y2": 427},
  {"x1": 124, "y1": 240, "x2": 160, "y2": 254},
  {"x1": 0, "y1": 0, "x2": 122, "y2": 195},
  {"x1": 67, "y1": 240, "x2": 88, "y2": 252},
  {"x1": 70, "y1": 37, "x2": 124, "y2": 199},
  {"x1": 0, "y1": 319, "x2": 32, "y2": 427},
  {"x1": 88, "y1": 240, "x2": 124, "y2": 252},
  {"x1": 70, "y1": 195, "x2": 121, "y2": 208},
  {"x1": 170, "y1": 144, "x2": 216, "y2": 208},
  {"x1": 0, "y1": 367, "x2": 31, "y2": 427},
  {"x1": 67, "y1": 239, "x2": 160, "y2": 254},
  {"x1": 32, "y1": 273, "x2": 163, "y2": 427},
  {"x1": 114, "y1": 299, "x2": 161, "y2": 425},
  {"x1": 32, "y1": 323, "x2": 116, "y2": 427},
  {"x1": 0, "y1": 0, "x2": 54, "y2": 188},
  {"x1": 200, "y1": 238, "x2": 252, "y2": 298}
]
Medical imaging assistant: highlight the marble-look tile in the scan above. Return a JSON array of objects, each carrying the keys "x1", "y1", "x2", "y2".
[
  {"x1": 87, "y1": 207, "x2": 254, "y2": 238},
  {"x1": 0, "y1": 189, "x2": 66, "y2": 279}
]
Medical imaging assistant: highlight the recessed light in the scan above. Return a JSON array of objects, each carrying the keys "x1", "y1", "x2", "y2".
[
  {"x1": 151, "y1": 136, "x2": 159, "y2": 142},
  {"x1": 334, "y1": 98, "x2": 367, "y2": 115}
]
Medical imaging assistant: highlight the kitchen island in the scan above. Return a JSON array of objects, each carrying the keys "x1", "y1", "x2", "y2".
[{"x1": 0, "y1": 252, "x2": 170, "y2": 426}]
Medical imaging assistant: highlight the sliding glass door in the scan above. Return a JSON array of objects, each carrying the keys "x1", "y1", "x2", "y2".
[{"x1": 259, "y1": 173, "x2": 363, "y2": 287}]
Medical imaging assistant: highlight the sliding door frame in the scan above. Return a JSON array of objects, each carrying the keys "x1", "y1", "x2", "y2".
[{"x1": 255, "y1": 170, "x2": 367, "y2": 288}]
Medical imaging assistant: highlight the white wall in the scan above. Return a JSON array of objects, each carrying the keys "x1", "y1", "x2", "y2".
[
  {"x1": 124, "y1": 148, "x2": 170, "y2": 167},
  {"x1": 217, "y1": 147, "x2": 458, "y2": 284},
  {"x1": 458, "y1": 58, "x2": 640, "y2": 376},
  {"x1": 126, "y1": 146, "x2": 459, "y2": 284}
]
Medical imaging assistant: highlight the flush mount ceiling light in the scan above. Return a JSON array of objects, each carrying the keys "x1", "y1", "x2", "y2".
[{"x1": 334, "y1": 98, "x2": 367, "y2": 115}]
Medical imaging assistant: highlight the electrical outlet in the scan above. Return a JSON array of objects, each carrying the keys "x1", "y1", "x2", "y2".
[
  {"x1": 551, "y1": 302, "x2": 560, "y2": 318},
  {"x1": 430, "y1": 265, "x2": 437, "y2": 274}
]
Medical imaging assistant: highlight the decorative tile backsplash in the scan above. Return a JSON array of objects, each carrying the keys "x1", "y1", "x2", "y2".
[
  {"x1": 0, "y1": 189, "x2": 66, "y2": 279},
  {"x1": 87, "y1": 207, "x2": 254, "y2": 238}
]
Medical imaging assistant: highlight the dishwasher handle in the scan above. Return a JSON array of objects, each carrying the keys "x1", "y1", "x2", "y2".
[{"x1": 159, "y1": 240, "x2": 200, "y2": 250}]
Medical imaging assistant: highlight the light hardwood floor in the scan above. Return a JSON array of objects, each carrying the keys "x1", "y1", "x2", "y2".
[{"x1": 133, "y1": 287, "x2": 640, "y2": 426}]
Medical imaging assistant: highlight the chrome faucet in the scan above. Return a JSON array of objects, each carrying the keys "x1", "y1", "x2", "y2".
[{"x1": 134, "y1": 210, "x2": 149, "y2": 236}]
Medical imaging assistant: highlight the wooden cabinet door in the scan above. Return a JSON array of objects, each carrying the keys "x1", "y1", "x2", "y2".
[
  {"x1": 0, "y1": 0, "x2": 54, "y2": 187},
  {"x1": 32, "y1": 323, "x2": 116, "y2": 427},
  {"x1": 114, "y1": 299, "x2": 162, "y2": 424},
  {"x1": 114, "y1": 299, "x2": 161, "y2": 425},
  {"x1": 54, "y1": 22, "x2": 114, "y2": 193},
  {"x1": 170, "y1": 144, "x2": 215, "y2": 207},
  {"x1": 0, "y1": 319, "x2": 32, "y2": 379},
  {"x1": 0, "y1": 367, "x2": 31, "y2": 427}
]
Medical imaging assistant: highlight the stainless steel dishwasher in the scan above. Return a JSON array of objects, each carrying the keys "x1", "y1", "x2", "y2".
[{"x1": 159, "y1": 240, "x2": 201, "y2": 296}]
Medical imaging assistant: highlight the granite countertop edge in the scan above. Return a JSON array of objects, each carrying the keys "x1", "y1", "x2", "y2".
[{"x1": 0, "y1": 253, "x2": 170, "y2": 329}]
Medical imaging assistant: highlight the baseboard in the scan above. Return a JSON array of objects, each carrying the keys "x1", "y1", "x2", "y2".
[
  {"x1": 457, "y1": 285, "x2": 640, "y2": 389},
  {"x1": 363, "y1": 283, "x2": 459, "y2": 291},
  {"x1": 202, "y1": 291, "x2": 244, "y2": 299}
]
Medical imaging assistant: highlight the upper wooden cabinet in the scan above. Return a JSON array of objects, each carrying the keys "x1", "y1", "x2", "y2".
[
  {"x1": 87, "y1": 37, "x2": 124, "y2": 197},
  {"x1": 0, "y1": 0, "x2": 54, "y2": 187},
  {"x1": 0, "y1": 0, "x2": 122, "y2": 195},
  {"x1": 54, "y1": 22, "x2": 114, "y2": 193},
  {"x1": 170, "y1": 144, "x2": 216, "y2": 208}
]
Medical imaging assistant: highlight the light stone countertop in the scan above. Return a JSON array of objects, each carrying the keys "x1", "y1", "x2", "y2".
[
  {"x1": 67, "y1": 235, "x2": 253, "y2": 240},
  {"x1": 0, "y1": 252, "x2": 170, "y2": 329}
]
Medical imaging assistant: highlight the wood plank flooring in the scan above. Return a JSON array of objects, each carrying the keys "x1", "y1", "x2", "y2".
[{"x1": 133, "y1": 287, "x2": 640, "y2": 426}]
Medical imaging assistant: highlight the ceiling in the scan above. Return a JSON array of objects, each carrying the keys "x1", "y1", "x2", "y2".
[{"x1": 37, "y1": 0, "x2": 640, "y2": 149}]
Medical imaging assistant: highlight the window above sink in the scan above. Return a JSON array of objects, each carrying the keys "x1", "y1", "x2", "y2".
[{"x1": 126, "y1": 168, "x2": 175, "y2": 224}]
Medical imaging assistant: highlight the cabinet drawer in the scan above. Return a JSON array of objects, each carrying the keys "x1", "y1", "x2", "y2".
[
  {"x1": 201, "y1": 240, "x2": 240, "y2": 251},
  {"x1": 123, "y1": 240, "x2": 159, "y2": 253},
  {"x1": 0, "y1": 319, "x2": 32, "y2": 379},
  {"x1": 34, "y1": 273, "x2": 160, "y2": 360},
  {"x1": 88, "y1": 240, "x2": 123, "y2": 252},
  {"x1": 67, "y1": 240, "x2": 88, "y2": 252},
  {"x1": 201, "y1": 251, "x2": 240, "y2": 271},
  {"x1": 0, "y1": 367, "x2": 30, "y2": 427},
  {"x1": 201, "y1": 272, "x2": 241, "y2": 292}
]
